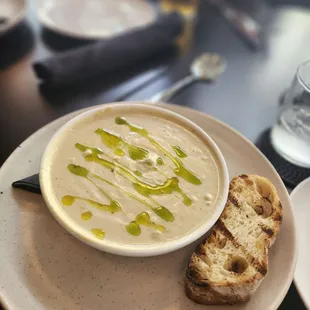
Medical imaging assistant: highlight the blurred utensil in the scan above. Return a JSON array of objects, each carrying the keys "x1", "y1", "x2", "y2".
[
  {"x1": 207, "y1": 0, "x2": 262, "y2": 49},
  {"x1": 150, "y1": 53, "x2": 226, "y2": 103}
]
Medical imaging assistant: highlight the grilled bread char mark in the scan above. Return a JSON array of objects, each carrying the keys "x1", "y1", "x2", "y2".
[{"x1": 185, "y1": 175, "x2": 282, "y2": 305}]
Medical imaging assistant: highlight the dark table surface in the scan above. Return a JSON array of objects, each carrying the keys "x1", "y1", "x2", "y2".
[{"x1": 0, "y1": 0, "x2": 308, "y2": 309}]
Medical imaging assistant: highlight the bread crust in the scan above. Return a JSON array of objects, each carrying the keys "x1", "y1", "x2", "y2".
[{"x1": 185, "y1": 175, "x2": 283, "y2": 305}]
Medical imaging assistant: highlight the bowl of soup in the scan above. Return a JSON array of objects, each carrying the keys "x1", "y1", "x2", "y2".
[{"x1": 40, "y1": 103, "x2": 229, "y2": 256}]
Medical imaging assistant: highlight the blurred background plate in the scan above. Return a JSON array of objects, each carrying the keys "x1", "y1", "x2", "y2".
[
  {"x1": 290, "y1": 177, "x2": 310, "y2": 309},
  {"x1": 36, "y1": 0, "x2": 156, "y2": 40},
  {"x1": 0, "y1": 0, "x2": 27, "y2": 36}
]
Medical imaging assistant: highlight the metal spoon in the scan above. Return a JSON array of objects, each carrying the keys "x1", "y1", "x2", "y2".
[{"x1": 150, "y1": 53, "x2": 226, "y2": 103}]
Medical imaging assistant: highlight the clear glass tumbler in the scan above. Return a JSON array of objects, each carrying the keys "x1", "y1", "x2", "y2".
[
  {"x1": 160, "y1": 0, "x2": 199, "y2": 19},
  {"x1": 271, "y1": 60, "x2": 310, "y2": 168}
]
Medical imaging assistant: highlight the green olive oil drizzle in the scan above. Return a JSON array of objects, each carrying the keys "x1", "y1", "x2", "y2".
[
  {"x1": 64, "y1": 118, "x2": 201, "y2": 231},
  {"x1": 81, "y1": 210, "x2": 93, "y2": 220},
  {"x1": 115, "y1": 116, "x2": 201, "y2": 185},
  {"x1": 156, "y1": 157, "x2": 164, "y2": 165},
  {"x1": 75, "y1": 143, "x2": 104, "y2": 155},
  {"x1": 76, "y1": 143, "x2": 145, "y2": 182},
  {"x1": 172, "y1": 145, "x2": 187, "y2": 158},
  {"x1": 76, "y1": 143, "x2": 144, "y2": 177},
  {"x1": 91, "y1": 228, "x2": 105, "y2": 239},
  {"x1": 126, "y1": 221, "x2": 141, "y2": 236},
  {"x1": 95, "y1": 128, "x2": 149, "y2": 160},
  {"x1": 126, "y1": 212, "x2": 165, "y2": 236},
  {"x1": 136, "y1": 212, "x2": 165, "y2": 232},
  {"x1": 75, "y1": 143, "x2": 192, "y2": 205},
  {"x1": 134, "y1": 170, "x2": 143, "y2": 177},
  {"x1": 66, "y1": 164, "x2": 121, "y2": 213},
  {"x1": 67, "y1": 164, "x2": 175, "y2": 222},
  {"x1": 61, "y1": 195, "x2": 120, "y2": 213},
  {"x1": 90, "y1": 168, "x2": 175, "y2": 222},
  {"x1": 132, "y1": 176, "x2": 192, "y2": 206}
]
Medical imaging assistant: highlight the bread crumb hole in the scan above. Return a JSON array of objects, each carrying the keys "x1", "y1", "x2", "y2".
[
  {"x1": 224, "y1": 256, "x2": 248, "y2": 274},
  {"x1": 216, "y1": 237, "x2": 227, "y2": 249},
  {"x1": 201, "y1": 255, "x2": 212, "y2": 266},
  {"x1": 253, "y1": 200, "x2": 272, "y2": 218},
  {"x1": 255, "y1": 178, "x2": 274, "y2": 201},
  {"x1": 253, "y1": 205, "x2": 263, "y2": 215}
]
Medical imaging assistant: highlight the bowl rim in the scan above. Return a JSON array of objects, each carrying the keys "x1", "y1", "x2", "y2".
[{"x1": 40, "y1": 102, "x2": 229, "y2": 257}]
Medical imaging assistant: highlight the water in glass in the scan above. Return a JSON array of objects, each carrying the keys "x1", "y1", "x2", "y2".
[{"x1": 271, "y1": 60, "x2": 310, "y2": 167}]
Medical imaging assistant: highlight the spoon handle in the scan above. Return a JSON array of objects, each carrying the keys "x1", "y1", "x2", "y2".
[{"x1": 150, "y1": 75, "x2": 195, "y2": 103}]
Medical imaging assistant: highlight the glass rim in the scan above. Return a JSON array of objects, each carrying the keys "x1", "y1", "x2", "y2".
[{"x1": 297, "y1": 60, "x2": 310, "y2": 92}]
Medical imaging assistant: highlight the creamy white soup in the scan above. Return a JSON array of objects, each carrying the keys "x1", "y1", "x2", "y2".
[{"x1": 49, "y1": 109, "x2": 223, "y2": 244}]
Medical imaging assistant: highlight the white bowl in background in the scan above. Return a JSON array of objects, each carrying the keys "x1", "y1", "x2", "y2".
[{"x1": 0, "y1": 0, "x2": 27, "y2": 36}]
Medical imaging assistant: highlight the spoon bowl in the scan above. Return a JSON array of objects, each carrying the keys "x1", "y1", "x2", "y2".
[
  {"x1": 150, "y1": 53, "x2": 226, "y2": 103},
  {"x1": 191, "y1": 53, "x2": 226, "y2": 81}
]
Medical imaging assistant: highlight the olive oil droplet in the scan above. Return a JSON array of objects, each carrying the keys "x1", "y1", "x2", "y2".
[
  {"x1": 126, "y1": 221, "x2": 141, "y2": 236},
  {"x1": 172, "y1": 145, "x2": 187, "y2": 158},
  {"x1": 136, "y1": 212, "x2": 150, "y2": 225},
  {"x1": 134, "y1": 170, "x2": 143, "y2": 177},
  {"x1": 157, "y1": 157, "x2": 164, "y2": 165},
  {"x1": 135, "y1": 212, "x2": 166, "y2": 232},
  {"x1": 91, "y1": 228, "x2": 105, "y2": 239},
  {"x1": 62, "y1": 195, "x2": 75, "y2": 206},
  {"x1": 81, "y1": 211, "x2": 93, "y2": 220}
]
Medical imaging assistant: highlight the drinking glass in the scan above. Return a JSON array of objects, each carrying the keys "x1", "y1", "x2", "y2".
[
  {"x1": 271, "y1": 60, "x2": 310, "y2": 168},
  {"x1": 160, "y1": 0, "x2": 199, "y2": 19}
]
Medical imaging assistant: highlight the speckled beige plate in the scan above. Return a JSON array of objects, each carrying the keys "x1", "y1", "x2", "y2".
[{"x1": 0, "y1": 103, "x2": 296, "y2": 310}]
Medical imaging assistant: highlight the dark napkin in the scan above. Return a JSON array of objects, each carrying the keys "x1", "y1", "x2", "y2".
[
  {"x1": 33, "y1": 13, "x2": 184, "y2": 88},
  {"x1": 12, "y1": 174, "x2": 41, "y2": 194}
]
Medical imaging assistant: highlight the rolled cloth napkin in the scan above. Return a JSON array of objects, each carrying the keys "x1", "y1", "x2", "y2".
[{"x1": 33, "y1": 13, "x2": 184, "y2": 88}]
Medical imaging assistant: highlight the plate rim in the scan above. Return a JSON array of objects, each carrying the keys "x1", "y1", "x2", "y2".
[
  {"x1": 0, "y1": 102, "x2": 297, "y2": 310},
  {"x1": 291, "y1": 177, "x2": 310, "y2": 309}
]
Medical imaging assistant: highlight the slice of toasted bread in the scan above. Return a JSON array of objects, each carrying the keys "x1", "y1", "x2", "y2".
[{"x1": 185, "y1": 174, "x2": 282, "y2": 305}]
